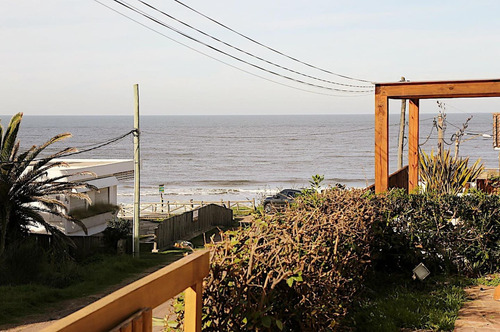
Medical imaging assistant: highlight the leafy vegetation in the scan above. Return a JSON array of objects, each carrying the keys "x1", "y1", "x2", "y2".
[
  {"x1": 377, "y1": 190, "x2": 500, "y2": 276},
  {"x1": 419, "y1": 149, "x2": 483, "y2": 195},
  {"x1": 174, "y1": 189, "x2": 386, "y2": 331},
  {"x1": 102, "y1": 217, "x2": 131, "y2": 250},
  {"x1": 0, "y1": 113, "x2": 94, "y2": 261},
  {"x1": 169, "y1": 185, "x2": 499, "y2": 330}
]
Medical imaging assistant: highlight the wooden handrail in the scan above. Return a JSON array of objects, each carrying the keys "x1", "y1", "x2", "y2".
[{"x1": 42, "y1": 250, "x2": 210, "y2": 332}]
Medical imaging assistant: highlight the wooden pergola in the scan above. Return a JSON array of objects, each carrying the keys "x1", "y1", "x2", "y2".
[{"x1": 374, "y1": 79, "x2": 500, "y2": 193}]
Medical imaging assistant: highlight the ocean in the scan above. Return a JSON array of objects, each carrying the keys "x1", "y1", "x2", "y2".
[{"x1": 9, "y1": 113, "x2": 498, "y2": 205}]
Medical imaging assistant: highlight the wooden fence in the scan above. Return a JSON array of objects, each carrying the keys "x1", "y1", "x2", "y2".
[
  {"x1": 31, "y1": 233, "x2": 106, "y2": 259},
  {"x1": 119, "y1": 199, "x2": 255, "y2": 219},
  {"x1": 42, "y1": 250, "x2": 209, "y2": 332},
  {"x1": 155, "y1": 204, "x2": 233, "y2": 250}
]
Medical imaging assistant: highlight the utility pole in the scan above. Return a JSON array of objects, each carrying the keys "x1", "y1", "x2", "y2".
[
  {"x1": 133, "y1": 84, "x2": 140, "y2": 257},
  {"x1": 397, "y1": 76, "x2": 407, "y2": 169},
  {"x1": 437, "y1": 102, "x2": 445, "y2": 159}
]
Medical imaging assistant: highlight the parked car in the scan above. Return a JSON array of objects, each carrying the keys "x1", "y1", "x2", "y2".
[{"x1": 263, "y1": 189, "x2": 302, "y2": 213}]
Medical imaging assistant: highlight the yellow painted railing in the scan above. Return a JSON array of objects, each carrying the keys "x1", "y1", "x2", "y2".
[{"x1": 42, "y1": 250, "x2": 210, "y2": 332}]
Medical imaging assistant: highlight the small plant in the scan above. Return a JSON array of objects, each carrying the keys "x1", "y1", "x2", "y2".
[
  {"x1": 419, "y1": 149, "x2": 483, "y2": 195},
  {"x1": 309, "y1": 174, "x2": 324, "y2": 192}
]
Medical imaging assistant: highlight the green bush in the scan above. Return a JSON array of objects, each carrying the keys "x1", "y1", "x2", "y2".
[
  {"x1": 176, "y1": 189, "x2": 385, "y2": 331},
  {"x1": 171, "y1": 189, "x2": 498, "y2": 330},
  {"x1": 102, "y1": 218, "x2": 131, "y2": 249},
  {"x1": 375, "y1": 190, "x2": 500, "y2": 276}
]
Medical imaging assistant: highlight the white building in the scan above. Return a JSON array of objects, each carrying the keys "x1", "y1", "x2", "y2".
[{"x1": 32, "y1": 159, "x2": 133, "y2": 236}]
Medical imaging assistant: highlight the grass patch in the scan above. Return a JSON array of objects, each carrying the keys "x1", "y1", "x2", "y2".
[
  {"x1": 471, "y1": 274, "x2": 500, "y2": 287},
  {"x1": 231, "y1": 206, "x2": 254, "y2": 216},
  {"x1": 0, "y1": 249, "x2": 185, "y2": 326},
  {"x1": 342, "y1": 273, "x2": 469, "y2": 331}
]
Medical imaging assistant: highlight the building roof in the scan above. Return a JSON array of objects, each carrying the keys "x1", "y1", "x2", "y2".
[{"x1": 47, "y1": 159, "x2": 133, "y2": 181}]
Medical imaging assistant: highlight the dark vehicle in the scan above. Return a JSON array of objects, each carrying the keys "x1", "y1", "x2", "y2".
[{"x1": 263, "y1": 189, "x2": 302, "y2": 213}]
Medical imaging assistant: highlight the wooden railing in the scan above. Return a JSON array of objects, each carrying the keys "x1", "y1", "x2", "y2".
[
  {"x1": 42, "y1": 250, "x2": 210, "y2": 332},
  {"x1": 119, "y1": 199, "x2": 255, "y2": 219},
  {"x1": 367, "y1": 165, "x2": 409, "y2": 192}
]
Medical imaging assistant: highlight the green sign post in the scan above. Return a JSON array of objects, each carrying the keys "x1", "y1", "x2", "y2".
[{"x1": 159, "y1": 184, "x2": 164, "y2": 212}]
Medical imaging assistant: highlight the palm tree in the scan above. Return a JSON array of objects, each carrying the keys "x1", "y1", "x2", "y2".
[{"x1": 0, "y1": 113, "x2": 95, "y2": 259}]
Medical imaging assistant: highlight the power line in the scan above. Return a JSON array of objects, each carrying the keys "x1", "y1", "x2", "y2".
[
  {"x1": 60, "y1": 130, "x2": 136, "y2": 157},
  {"x1": 171, "y1": 0, "x2": 374, "y2": 84},
  {"x1": 137, "y1": 0, "x2": 371, "y2": 89},
  {"x1": 419, "y1": 119, "x2": 436, "y2": 146},
  {"x1": 94, "y1": 0, "x2": 370, "y2": 97},
  {"x1": 109, "y1": 0, "x2": 373, "y2": 93},
  {"x1": 0, "y1": 130, "x2": 135, "y2": 165}
]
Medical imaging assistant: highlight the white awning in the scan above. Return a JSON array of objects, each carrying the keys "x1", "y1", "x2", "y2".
[{"x1": 74, "y1": 176, "x2": 119, "y2": 193}]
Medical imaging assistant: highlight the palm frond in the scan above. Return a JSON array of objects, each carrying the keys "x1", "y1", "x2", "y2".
[{"x1": 1, "y1": 112, "x2": 23, "y2": 162}]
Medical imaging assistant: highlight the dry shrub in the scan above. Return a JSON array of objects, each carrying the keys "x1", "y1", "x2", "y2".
[{"x1": 197, "y1": 189, "x2": 384, "y2": 331}]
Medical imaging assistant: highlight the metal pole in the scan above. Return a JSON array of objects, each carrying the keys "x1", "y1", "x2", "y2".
[{"x1": 133, "y1": 84, "x2": 140, "y2": 257}]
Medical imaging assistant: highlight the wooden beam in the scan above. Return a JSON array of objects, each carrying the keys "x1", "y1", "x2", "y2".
[
  {"x1": 375, "y1": 93, "x2": 389, "y2": 193},
  {"x1": 42, "y1": 250, "x2": 210, "y2": 332},
  {"x1": 376, "y1": 79, "x2": 500, "y2": 99},
  {"x1": 408, "y1": 99, "x2": 420, "y2": 192}
]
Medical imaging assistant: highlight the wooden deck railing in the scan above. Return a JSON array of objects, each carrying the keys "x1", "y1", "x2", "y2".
[{"x1": 42, "y1": 250, "x2": 210, "y2": 332}]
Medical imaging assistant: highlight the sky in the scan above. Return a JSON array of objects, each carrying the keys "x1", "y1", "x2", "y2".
[{"x1": 1, "y1": 0, "x2": 500, "y2": 116}]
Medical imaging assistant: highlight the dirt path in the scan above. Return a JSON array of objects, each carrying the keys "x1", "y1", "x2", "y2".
[{"x1": 454, "y1": 285, "x2": 500, "y2": 331}]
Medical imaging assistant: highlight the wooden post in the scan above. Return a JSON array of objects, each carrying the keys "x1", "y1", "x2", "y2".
[
  {"x1": 375, "y1": 91, "x2": 389, "y2": 193},
  {"x1": 408, "y1": 99, "x2": 420, "y2": 192},
  {"x1": 133, "y1": 84, "x2": 140, "y2": 257},
  {"x1": 397, "y1": 77, "x2": 407, "y2": 169},
  {"x1": 437, "y1": 111, "x2": 444, "y2": 159},
  {"x1": 142, "y1": 308, "x2": 152, "y2": 331},
  {"x1": 184, "y1": 282, "x2": 203, "y2": 332}
]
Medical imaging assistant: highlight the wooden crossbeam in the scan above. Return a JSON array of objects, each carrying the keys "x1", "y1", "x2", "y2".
[
  {"x1": 374, "y1": 79, "x2": 500, "y2": 193},
  {"x1": 376, "y1": 79, "x2": 500, "y2": 99}
]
